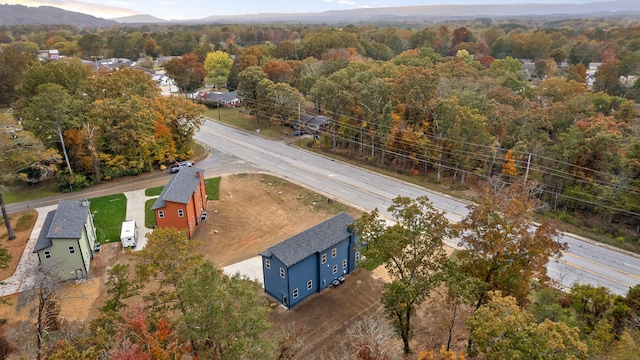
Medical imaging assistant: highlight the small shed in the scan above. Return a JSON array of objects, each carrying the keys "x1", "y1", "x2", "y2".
[{"x1": 120, "y1": 220, "x2": 138, "y2": 248}]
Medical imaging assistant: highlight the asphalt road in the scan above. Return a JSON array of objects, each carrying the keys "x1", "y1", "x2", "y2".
[
  {"x1": 195, "y1": 119, "x2": 640, "y2": 296},
  {"x1": 7, "y1": 118, "x2": 640, "y2": 296}
]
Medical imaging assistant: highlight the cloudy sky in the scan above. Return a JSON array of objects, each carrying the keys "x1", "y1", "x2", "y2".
[{"x1": 4, "y1": 0, "x2": 612, "y2": 20}]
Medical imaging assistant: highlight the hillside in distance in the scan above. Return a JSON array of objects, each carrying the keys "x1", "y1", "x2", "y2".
[{"x1": 2, "y1": 0, "x2": 640, "y2": 26}]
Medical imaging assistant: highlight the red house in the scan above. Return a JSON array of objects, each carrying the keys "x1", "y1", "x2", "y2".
[{"x1": 151, "y1": 167, "x2": 207, "y2": 238}]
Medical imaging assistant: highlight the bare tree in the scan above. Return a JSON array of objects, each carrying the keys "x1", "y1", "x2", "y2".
[
  {"x1": 16, "y1": 260, "x2": 65, "y2": 360},
  {"x1": 347, "y1": 315, "x2": 395, "y2": 360},
  {"x1": 0, "y1": 192, "x2": 15, "y2": 240}
]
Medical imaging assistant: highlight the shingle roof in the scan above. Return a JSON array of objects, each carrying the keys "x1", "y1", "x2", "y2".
[
  {"x1": 47, "y1": 200, "x2": 90, "y2": 239},
  {"x1": 260, "y1": 212, "x2": 355, "y2": 267},
  {"x1": 32, "y1": 210, "x2": 56, "y2": 252},
  {"x1": 151, "y1": 167, "x2": 205, "y2": 210},
  {"x1": 33, "y1": 200, "x2": 91, "y2": 253},
  {"x1": 206, "y1": 91, "x2": 239, "y2": 103}
]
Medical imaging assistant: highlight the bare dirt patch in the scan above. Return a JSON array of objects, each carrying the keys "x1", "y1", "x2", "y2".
[
  {"x1": 0, "y1": 210, "x2": 37, "y2": 281},
  {"x1": 0, "y1": 174, "x2": 467, "y2": 359}
]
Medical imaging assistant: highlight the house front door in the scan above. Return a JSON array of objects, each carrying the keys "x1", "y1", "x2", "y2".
[{"x1": 281, "y1": 294, "x2": 287, "y2": 306}]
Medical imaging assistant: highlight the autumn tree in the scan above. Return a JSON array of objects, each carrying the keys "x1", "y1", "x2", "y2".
[
  {"x1": 467, "y1": 292, "x2": 588, "y2": 360},
  {"x1": 107, "y1": 305, "x2": 188, "y2": 359},
  {"x1": 354, "y1": 195, "x2": 458, "y2": 354},
  {"x1": 457, "y1": 179, "x2": 566, "y2": 308},
  {"x1": 204, "y1": 50, "x2": 233, "y2": 88},
  {"x1": 175, "y1": 260, "x2": 274, "y2": 359},
  {"x1": 346, "y1": 315, "x2": 394, "y2": 360},
  {"x1": 0, "y1": 128, "x2": 61, "y2": 185},
  {"x1": 163, "y1": 53, "x2": 205, "y2": 93}
]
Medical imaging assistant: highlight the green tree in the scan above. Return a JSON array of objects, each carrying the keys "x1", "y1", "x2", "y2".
[
  {"x1": 238, "y1": 66, "x2": 269, "y2": 122},
  {"x1": 176, "y1": 260, "x2": 273, "y2": 359},
  {"x1": 135, "y1": 227, "x2": 204, "y2": 315},
  {"x1": 0, "y1": 44, "x2": 36, "y2": 105},
  {"x1": 100, "y1": 264, "x2": 142, "y2": 313},
  {"x1": 354, "y1": 195, "x2": 457, "y2": 354},
  {"x1": 0, "y1": 129, "x2": 61, "y2": 185},
  {"x1": 19, "y1": 83, "x2": 83, "y2": 176},
  {"x1": 204, "y1": 50, "x2": 233, "y2": 88}
]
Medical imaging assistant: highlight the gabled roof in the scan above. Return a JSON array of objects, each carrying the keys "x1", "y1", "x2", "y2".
[
  {"x1": 32, "y1": 210, "x2": 56, "y2": 252},
  {"x1": 301, "y1": 113, "x2": 329, "y2": 126},
  {"x1": 151, "y1": 167, "x2": 205, "y2": 210},
  {"x1": 260, "y1": 212, "x2": 355, "y2": 267},
  {"x1": 32, "y1": 200, "x2": 91, "y2": 253}
]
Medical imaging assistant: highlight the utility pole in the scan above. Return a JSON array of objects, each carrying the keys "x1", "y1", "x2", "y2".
[{"x1": 0, "y1": 192, "x2": 16, "y2": 240}]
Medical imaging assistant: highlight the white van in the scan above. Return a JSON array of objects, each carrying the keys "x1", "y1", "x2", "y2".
[{"x1": 120, "y1": 220, "x2": 138, "y2": 248}]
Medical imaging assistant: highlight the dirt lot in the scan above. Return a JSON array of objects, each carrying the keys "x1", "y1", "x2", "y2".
[{"x1": 0, "y1": 174, "x2": 469, "y2": 359}]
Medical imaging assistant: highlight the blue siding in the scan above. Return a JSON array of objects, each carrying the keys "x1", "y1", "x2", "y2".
[
  {"x1": 288, "y1": 255, "x2": 319, "y2": 308},
  {"x1": 262, "y1": 256, "x2": 289, "y2": 305},
  {"x1": 260, "y1": 217, "x2": 359, "y2": 309}
]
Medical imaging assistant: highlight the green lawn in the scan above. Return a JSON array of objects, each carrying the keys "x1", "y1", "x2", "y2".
[
  {"x1": 89, "y1": 194, "x2": 127, "y2": 244},
  {"x1": 145, "y1": 198, "x2": 157, "y2": 228},
  {"x1": 203, "y1": 108, "x2": 291, "y2": 140},
  {"x1": 145, "y1": 186, "x2": 164, "y2": 197},
  {"x1": 205, "y1": 177, "x2": 221, "y2": 200}
]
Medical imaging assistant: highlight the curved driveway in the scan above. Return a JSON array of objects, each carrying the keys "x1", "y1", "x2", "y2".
[{"x1": 195, "y1": 119, "x2": 640, "y2": 296}]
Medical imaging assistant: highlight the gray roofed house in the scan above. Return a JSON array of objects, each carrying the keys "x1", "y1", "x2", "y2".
[
  {"x1": 152, "y1": 166, "x2": 208, "y2": 238},
  {"x1": 205, "y1": 90, "x2": 241, "y2": 108},
  {"x1": 260, "y1": 212, "x2": 360, "y2": 308},
  {"x1": 32, "y1": 200, "x2": 98, "y2": 280}
]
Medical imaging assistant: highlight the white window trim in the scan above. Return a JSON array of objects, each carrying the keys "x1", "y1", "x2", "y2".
[
  {"x1": 293, "y1": 288, "x2": 299, "y2": 299},
  {"x1": 321, "y1": 254, "x2": 327, "y2": 264},
  {"x1": 177, "y1": 209, "x2": 184, "y2": 217},
  {"x1": 280, "y1": 267, "x2": 285, "y2": 278},
  {"x1": 44, "y1": 250, "x2": 52, "y2": 259},
  {"x1": 265, "y1": 259, "x2": 270, "y2": 269},
  {"x1": 307, "y1": 280, "x2": 312, "y2": 290},
  {"x1": 68, "y1": 246, "x2": 75, "y2": 254},
  {"x1": 158, "y1": 210, "x2": 165, "y2": 218},
  {"x1": 332, "y1": 248, "x2": 337, "y2": 258},
  {"x1": 342, "y1": 259, "x2": 347, "y2": 268},
  {"x1": 333, "y1": 265, "x2": 338, "y2": 274}
]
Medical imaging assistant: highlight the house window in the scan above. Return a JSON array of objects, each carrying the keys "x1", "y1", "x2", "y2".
[
  {"x1": 293, "y1": 288, "x2": 299, "y2": 299},
  {"x1": 356, "y1": 251, "x2": 360, "y2": 261},
  {"x1": 177, "y1": 209, "x2": 184, "y2": 217},
  {"x1": 280, "y1": 267, "x2": 285, "y2": 278},
  {"x1": 44, "y1": 250, "x2": 52, "y2": 259},
  {"x1": 265, "y1": 259, "x2": 270, "y2": 269},
  {"x1": 343, "y1": 259, "x2": 347, "y2": 268},
  {"x1": 307, "y1": 280, "x2": 313, "y2": 290},
  {"x1": 332, "y1": 248, "x2": 337, "y2": 258},
  {"x1": 321, "y1": 254, "x2": 327, "y2": 264},
  {"x1": 158, "y1": 210, "x2": 164, "y2": 218},
  {"x1": 68, "y1": 246, "x2": 76, "y2": 254},
  {"x1": 333, "y1": 265, "x2": 338, "y2": 274}
]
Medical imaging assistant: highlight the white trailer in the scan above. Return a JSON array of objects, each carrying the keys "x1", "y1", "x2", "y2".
[{"x1": 120, "y1": 220, "x2": 138, "y2": 248}]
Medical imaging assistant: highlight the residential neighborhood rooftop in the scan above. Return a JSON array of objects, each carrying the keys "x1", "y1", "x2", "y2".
[
  {"x1": 151, "y1": 167, "x2": 205, "y2": 210},
  {"x1": 260, "y1": 212, "x2": 355, "y2": 267}
]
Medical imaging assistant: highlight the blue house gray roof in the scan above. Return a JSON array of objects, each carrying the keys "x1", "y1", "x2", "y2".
[
  {"x1": 260, "y1": 212, "x2": 355, "y2": 267},
  {"x1": 152, "y1": 167, "x2": 205, "y2": 210},
  {"x1": 33, "y1": 200, "x2": 91, "y2": 253}
]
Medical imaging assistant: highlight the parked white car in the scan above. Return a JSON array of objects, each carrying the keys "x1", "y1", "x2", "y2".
[{"x1": 170, "y1": 161, "x2": 193, "y2": 173}]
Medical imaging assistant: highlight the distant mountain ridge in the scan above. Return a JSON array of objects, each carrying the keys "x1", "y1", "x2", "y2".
[
  {"x1": 2, "y1": 1, "x2": 640, "y2": 27},
  {"x1": 0, "y1": 4, "x2": 117, "y2": 27}
]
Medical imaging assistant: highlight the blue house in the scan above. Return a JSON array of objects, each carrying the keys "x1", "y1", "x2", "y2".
[{"x1": 259, "y1": 212, "x2": 359, "y2": 308}]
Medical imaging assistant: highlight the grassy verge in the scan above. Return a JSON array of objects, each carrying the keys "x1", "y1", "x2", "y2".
[
  {"x1": 3, "y1": 183, "x2": 60, "y2": 204},
  {"x1": 203, "y1": 108, "x2": 291, "y2": 140},
  {"x1": 145, "y1": 186, "x2": 164, "y2": 197},
  {"x1": 145, "y1": 198, "x2": 157, "y2": 229},
  {"x1": 205, "y1": 177, "x2": 221, "y2": 201},
  {"x1": 89, "y1": 194, "x2": 127, "y2": 244}
]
